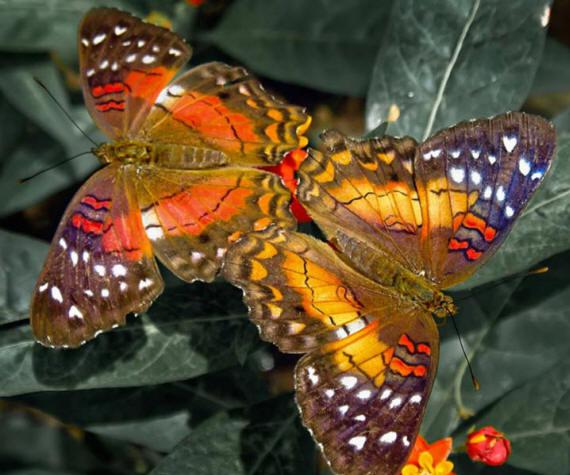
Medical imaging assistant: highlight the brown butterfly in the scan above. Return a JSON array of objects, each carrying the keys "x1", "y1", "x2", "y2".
[
  {"x1": 30, "y1": 8, "x2": 309, "y2": 348},
  {"x1": 223, "y1": 112, "x2": 556, "y2": 474}
]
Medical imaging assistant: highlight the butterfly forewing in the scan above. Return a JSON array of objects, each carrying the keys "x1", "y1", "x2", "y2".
[
  {"x1": 415, "y1": 112, "x2": 556, "y2": 287},
  {"x1": 298, "y1": 130, "x2": 425, "y2": 279},
  {"x1": 142, "y1": 62, "x2": 311, "y2": 165},
  {"x1": 31, "y1": 165, "x2": 164, "y2": 347},
  {"x1": 296, "y1": 310, "x2": 438, "y2": 475},
  {"x1": 134, "y1": 169, "x2": 295, "y2": 283},
  {"x1": 79, "y1": 8, "x2": 191, "y2": 139}
]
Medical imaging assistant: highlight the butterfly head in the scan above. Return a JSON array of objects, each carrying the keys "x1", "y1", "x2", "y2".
[
  {"x1": 93, "y1": 141, "x2": 152, "y2": 165},
  {"x1": 429, "y1": 292, "x2": 456, "y2": 319}
]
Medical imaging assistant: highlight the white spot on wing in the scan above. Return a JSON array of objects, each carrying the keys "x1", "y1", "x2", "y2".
[
  {"x1": 120, "y1": 281, "x2": 128, "y2": 292},
  {"x1": 380, "y1": 389, "x2": 392, "y2": 400},
  {"x1": 92, "y1": 33, "x2": 106, "y2": 45},
  {"x1": 379, "y1": 431, "x2": 398, "y2": 444},
  {"x1": 471, "y1": 149, "x2": 481, "y2": 159},
  {"x1": 451, "y1": 149, "x2": 461, "y2": 159},
  {"x1": 503, "y1": 135, "x2": 517, "y2": 153},
  {"x1": 114, "y1": 25, "x2": 127, "y2": 36},
  {"x1": 94, "y1": 264, "x2": 106, "y2": 277},
  {"x1": 81, "y1": 38, "x2": 89, "y2": 47},
  {"x1": 505, "y1": 205, "x2": 515, "y2": 218},
  {"x1": 348, "y1": 436, "x2": 367, "y2": 451},
  {"x1": 338, "y1": 405, "x2": 349, "y2": 416},
  {"x1": 340, "y1": 375, "x2": 358, "y2": 389},
  {"x1": 496, "y1": 186, "x2": 506, "y2": 202},
  {"x1": 519, "y1": 157, "x2": 531, "y2": 176},
  {"x1": 169, "y1": 47, "x2": 182, "y2": 56},
  {"x1": 470, "y1": 170, "x2": 482, "y2": 185},
  {"x1": 70, "y1": 250, "x2": 78, "y2": 267},
  {"x1": 84, "y1": 290, "x2": 94, "y2": 297},
  {"x1": 51, "y1": 286, "x2": 63, "y2": 303},
  {"x1": 410, "y1": 394, "x2": 423, "y2": 404},
  {"x1": 82, "y1": 251, "x2": 90, "y2": 263},
  {"x1": 137, "y1": 39, "x2": 146, "y2": 47},
  {"x1": 100, "y1": 59, "x2": 109, "y2": 69},
  {"x1": 531, "y1": 171, "x2": 543, "y2": 180},
  {"x1": 142, "y1": 55, "x2": 156, "y2": 64},
  {"x1": 101, "y1": 288, "x2": 110, "y2": 298},
  {"x1": 324, "y1": 389, "x2": 335, "y2": 398},
  {"x1": 139, "y1": 278, "x2": 154, "y2": 290},
  {"x1": 306, "y1": 366, "x2": 319, "y2": 386},
  {"x1": 403, "y1": 436, "x2": 411, "y2": 447},
  {"x1": 152, "y1": 45, "x2": 160, "y2": 52},
  {"x1": 488, "y1": 154, "x2": 497, "y2": 165},
  {"x1": 39, "y1": 283, "x2": 49, "y2": 292},
  {"x1": 146, "y1": 227, "x2": 164, "y2": 241},
  {"x1": 191, "y1": 251, "x2": 204, "y2": 264},
  {"x1": 356, "y1": 389, "x2": 372, "y2": 400},
  {"x1": 126, "y1": 54, "x2": 136, "y2": 63},
  {"x1": 86, "y1": 69, "x2": 95, "y2": 77},
  {"x1": 483, "y1": 186, "x2": 493, "y2": 199},
  {"x1": 389, "y1": 397, "x2": 402, "y2": 409},
  {"x1": 354, "y1": 414, "x2": 366, "y2": 422},
  {"x1": 69, "y1": 305, "x2": 83, "y2": 320},
  {"x1": 112, "y1": 264, "x2": 127, "y2": 277},
  {"x1": 168, "y1": 84, "x2": 185, "y2": 96},
  {"x1": 59, "y1": 238, "x2": 67, "y2": 250},
  {"x1": 450, "y1": 167, "x2": 465, "y2": 183}
]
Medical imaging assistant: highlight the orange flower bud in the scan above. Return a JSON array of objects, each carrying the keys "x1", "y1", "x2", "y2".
[
  {"x1": 401, "y1": 435, "x2": 455, "y2": 475},
  {"x1": 466, "y1": 426, "x2": 512, "y2": 466}
]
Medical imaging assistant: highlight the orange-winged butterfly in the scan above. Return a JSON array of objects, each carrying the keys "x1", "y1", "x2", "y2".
[
  {"x1": 30, "y1": 8, "x2": 310, "y2": 348},
  {"x1": 223, "y1": 112, "x2": 555, "y2": 474}
]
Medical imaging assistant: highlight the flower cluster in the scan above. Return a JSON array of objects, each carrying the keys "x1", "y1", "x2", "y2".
[{"x1": 401, "y1": 426, "x2": 511, "y2": 475}]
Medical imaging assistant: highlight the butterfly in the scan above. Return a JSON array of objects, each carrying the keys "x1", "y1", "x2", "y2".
[
  {"x1": 30, "y1": 8, "x2": 310, "y2": 348},
  {"x1": 222, "y1": 112, "x2": 556, "y2": 475}
]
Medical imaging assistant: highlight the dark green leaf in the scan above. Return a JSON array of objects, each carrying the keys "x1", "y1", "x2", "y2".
[
  {"x1": 150, "y1": 413, "x2": 247, "y2": 475},
  {"x1": 366, "y1": 0, "x2": 550, "y2": 139},
  {"x1": 207, "y1": 0, "x2": 393, "y2": 95},
  {"x1": 0, "y1": 282, "x2": 261, "y2": 396},
  {"x1": 460, "y1": 133, "x2": 570, "y2": 289},
  {"x1": 0, "y1": 230, "x2": 48, "y2": 324},
  {"x1": 425, "y1": 251, "x2": 570, "y2": 447},
  {"x1": 471, "y1": 360, "x2": 570, "y2": 475},
  {"x1": 530, "y1": 37, "x2": 570, "y2": 96},
  {"x1": 242, "y1": 395, "x2": 317, "y2": 475},
  {"x1": 554, "y1": 108, "x2": 570, "y2": 134}
]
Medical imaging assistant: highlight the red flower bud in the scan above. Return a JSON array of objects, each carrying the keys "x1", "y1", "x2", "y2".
[
  {"x1": 262, "y1": 149, "x2": 312, "y2": 223},
  {"x1": 466, "y1": 426, "x2": 511, "y2": 466}
]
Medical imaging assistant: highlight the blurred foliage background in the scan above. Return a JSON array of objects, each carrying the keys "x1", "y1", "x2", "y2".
[{"x1": 0, "y1": 0, "x2": 570, "y2": 474}]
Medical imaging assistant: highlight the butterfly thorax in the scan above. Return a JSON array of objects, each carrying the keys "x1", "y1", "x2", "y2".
[{"x1": 94, "y1": 141, "x2": 152, "y2": 165}]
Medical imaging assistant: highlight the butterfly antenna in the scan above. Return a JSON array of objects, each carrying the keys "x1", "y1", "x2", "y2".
[
  {"x1": 33, "y1": 77, "x2": 98, "y2": 147},
  {"x1": 449, "y1": 312, "x2": 480, "y2": 391},
  {"x1": 18, "y1": 151, "x2": 93, "y2": 183},
  {"x1": 456, "y1": 266, "x2": 549, "y2": 303}
]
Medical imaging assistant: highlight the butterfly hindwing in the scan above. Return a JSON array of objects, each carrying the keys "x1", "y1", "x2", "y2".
[
  {"x1": 415, "y1": 112, "x2": 556, "y2": 287},
  {"x1": 134, "y1": 169, "x2": 295, "y2": 283},
  {"x1": 31, "y1": 165, "x2": 164, "y2": 347},
  {"x1": 142, "y1": 62, "x2": 311, "y2": 166},
  {"x1": 295, "y1": 310, "x2": 438, "y2": 475},
  {"x1": 79, "y1": 8, "x2": 191, "y2": 139},
  {"x1": 223, "y1": 226, "x2": 403, "y2": 352}
]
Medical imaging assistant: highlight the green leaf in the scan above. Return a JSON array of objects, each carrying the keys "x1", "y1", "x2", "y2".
[
  {"x1": 554, "y1": 108, "x2": 570, "y2": 134},
  {"x1": 460, "y1": 133, "x2": 570, "y2": 289},
  {"x1": 366, "y1": 0, "x2": 550, "y2": 139},
  {"x1": 530, "y1": 37, "x2": 570, "y2": 96},
  {"x1": 150, "y1": 413, "x2": 247, "y2": 475},
  {"x1": 207, "y1": 0, "x2": 394, "y2": 95},
  {"x1": 241, "y1": 395, "x2": 316, "y2": 475},
  {"x1": 0, "y1": 0, "x2": 142, "y2": 56},
  {"x1": 425, "y1": 251, "x2": 570, "y2": 446},
  {"x1": 17, "y1": 365, "x2": 270, "y2": 452},
  {"x1": 472, "y1": 360, "x2": 570, "y2": 475},
  {"x1": 0, "y1": 230, "x2": 48, "y2": 324},
  {"x1": 0, "y1": 282, "x2": 261, "y2": 397}
]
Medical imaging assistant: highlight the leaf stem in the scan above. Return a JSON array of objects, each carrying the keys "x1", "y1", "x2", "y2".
[{"x1": 422, "y1": 0, "x2": 480, "y2": 140}]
